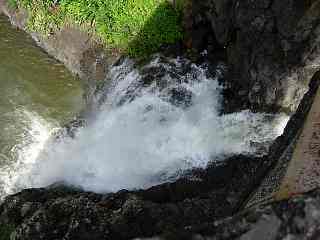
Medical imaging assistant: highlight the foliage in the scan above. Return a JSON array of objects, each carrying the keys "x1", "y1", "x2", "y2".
[
  {"x1": 11, "y1": 0, "x2": 183, "y2": 57},
  {"x1": 0, "y1": 224, "x2": 15, "y2": 240},
  {"x1": 8, "y1": 0, "x2": 18, "y2": 9},
  {"x1": 174, "y1": 0, "x2": 188, "y2": 13}
]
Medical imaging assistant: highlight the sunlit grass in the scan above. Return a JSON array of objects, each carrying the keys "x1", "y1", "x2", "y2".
[{"x1": 11, "y1": 0, "x2": 184, "y2": 57}]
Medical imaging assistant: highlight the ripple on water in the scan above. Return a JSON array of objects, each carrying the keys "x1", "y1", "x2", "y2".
[{"x1": 0, "y1": 15, "x2": 84, "y2": 197}]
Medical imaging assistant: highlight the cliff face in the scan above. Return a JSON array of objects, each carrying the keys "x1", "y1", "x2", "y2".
[{"x1": 187, "y1": 0, "x2": 320, "y2": 113}]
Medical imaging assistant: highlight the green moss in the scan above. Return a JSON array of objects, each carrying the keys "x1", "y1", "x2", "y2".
[
  {"x1": 12, "y1": 0, "x2": 184, "y2": 57},
  {"x1": 0, "y1": 224, "x2": 15, "y2": 240}
]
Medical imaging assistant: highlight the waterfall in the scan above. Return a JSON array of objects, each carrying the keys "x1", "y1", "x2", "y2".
[{"x1": 1, "y1": 56, "x2": 289, "y2": 195}]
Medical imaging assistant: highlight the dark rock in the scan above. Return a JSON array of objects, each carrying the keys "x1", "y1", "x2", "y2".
[
  {"x1": 185, "y1": 0, "x2": 320, "y2": 113},
  {"x1": 3, "y1": 187, "x2": 320, "y2": 239},
  {"x1": 181, "y1": 0, "x2": 227, "y2": 63},
  {"x1": 186, "y1": 188, "x2": 320, "y2": 240},
  {"x1": 168, "y1": 87, "x2": 193, "y2": 108},
  {"x1": 53, "y1": 117, "x2": 86, "y2": 139},
  {"x1": 0, "y1": 155, "x2": 270, "y2": 239}
]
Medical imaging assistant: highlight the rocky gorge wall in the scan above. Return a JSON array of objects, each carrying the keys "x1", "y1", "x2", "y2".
[{"x1": 184, "y1": 0, "x2": 320, "y2": 113}]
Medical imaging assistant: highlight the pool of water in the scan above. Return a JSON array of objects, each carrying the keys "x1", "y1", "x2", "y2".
[{"x1": 0, "y1": 15, "x2": 84, "y2": 195}]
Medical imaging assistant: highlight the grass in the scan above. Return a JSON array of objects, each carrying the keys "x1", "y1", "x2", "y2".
[{"x1": 10, "y1": 0, "x2": 184, "y2": 57}]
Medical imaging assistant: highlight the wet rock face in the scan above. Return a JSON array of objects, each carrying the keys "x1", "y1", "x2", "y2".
[
  {"x1": 0, "y1": 155, "x2": 271, "y2": 240},
  {"x1": 191, "y1": 0, "x2": 320, "y2": 113},
  {"x1": 3, "y1": 185, "x2": 320, "y2": 239},
  {"x1": 191, "y1": 189, "x2": 320, "y2": 240}
]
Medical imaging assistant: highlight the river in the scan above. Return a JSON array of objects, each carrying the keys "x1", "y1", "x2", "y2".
[{"x1": 0, "y1": 15, "x2": 84, "y2": 196}]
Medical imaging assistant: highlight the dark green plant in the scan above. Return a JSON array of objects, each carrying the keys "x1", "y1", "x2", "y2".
[{"x1": 8, "y1": 0, "x2": 18, "y2": 9}]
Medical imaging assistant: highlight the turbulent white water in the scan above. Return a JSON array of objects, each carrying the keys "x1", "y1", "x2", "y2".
[
  {"x1": 0, "y1": 109, "x2": 54, "y2": 196},
  {"x1": 1, "y1": 56, "x2": 289, "y2": 195}
]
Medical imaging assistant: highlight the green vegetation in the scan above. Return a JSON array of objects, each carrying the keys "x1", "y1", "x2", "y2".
[
  {"x1": 0, "y1": 224, "x2": 15, "y2": 240},
  {"x1": 8, "y1": 0, "x2": 18, "y2": 8},
  {"x1": 173, "y1": 0, "x2": 188, "y2": 13},
  {"x1": 11, "y1": 0, "x2": 184, "y2": 57}
]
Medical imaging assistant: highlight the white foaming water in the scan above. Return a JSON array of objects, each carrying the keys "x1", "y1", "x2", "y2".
[
  {"x1": 3, "y1": 57, "x2": 289, "y2": 194},
  {"x1": 0, "y1": 109, "x2": 53, "y2": 196}
]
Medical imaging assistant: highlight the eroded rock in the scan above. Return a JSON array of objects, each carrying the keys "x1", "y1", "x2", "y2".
[{"x1": 0, "y1": 155, "x2": 270, "y2": 240}]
